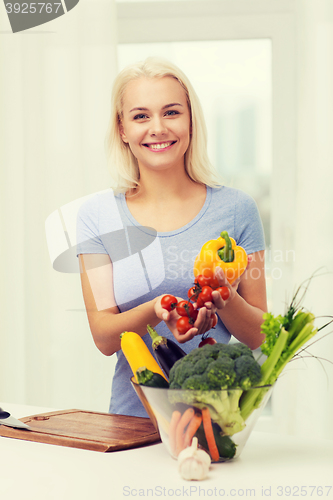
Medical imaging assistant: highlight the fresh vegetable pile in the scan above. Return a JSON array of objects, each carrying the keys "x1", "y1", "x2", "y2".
[
  {"x1": 121, "y1": 272, "x2": 331, "y2": 463},
  {"x1": 168, "y1": 342, "x2": 261, "y2": 437}
]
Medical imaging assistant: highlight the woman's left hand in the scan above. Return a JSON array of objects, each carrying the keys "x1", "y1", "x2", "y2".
[{"x1": 201, "y1": 255, "x2": 253, "y2": 311}]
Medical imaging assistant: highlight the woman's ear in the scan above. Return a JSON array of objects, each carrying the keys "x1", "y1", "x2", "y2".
[{"x1": 119, "y1": 120, "x2": 129, "y2": 144}]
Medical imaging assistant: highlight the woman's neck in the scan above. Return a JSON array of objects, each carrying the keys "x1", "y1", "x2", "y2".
[
  {"x1": 128, "y1": 165, "x2": 198, "y2": 203},
  {"x1": 125, "y1": 166, "x2": 207, "y2": 232}
]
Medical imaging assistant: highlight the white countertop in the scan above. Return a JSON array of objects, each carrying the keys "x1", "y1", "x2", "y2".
[{"x1": 1, "y1": 402, "x2": 333, "y2": 500}]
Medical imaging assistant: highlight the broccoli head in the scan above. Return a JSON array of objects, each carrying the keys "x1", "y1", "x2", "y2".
[
  {"x1": 217, "y1": 342, "x2": 253, "y2": 360},
  {"x1": 168, "y1": 342, "x2": 261, "y2": 436},
  {"x1": 169, "y1": 342, "x2": 258, "y2": 390},
  {"x1": 206, "y1": 357, "x2": 236, "y2": 389},
  {"x1": 234, "y1": 354, "x2": 261, "y2": 390}
]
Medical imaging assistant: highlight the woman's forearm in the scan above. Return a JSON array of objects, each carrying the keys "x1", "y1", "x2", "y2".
[
  {"x1": 89, "y1": 298, "x2": 161, "y2": 357},
  {"x1": 79, "y1": 254, "x2": 162, "y2": 356},
  {"x1": 216, "y1": 293, "x2": 266, "y2": 350}
]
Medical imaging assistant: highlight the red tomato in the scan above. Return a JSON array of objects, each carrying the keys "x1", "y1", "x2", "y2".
[
  {"x1": 216, "y1": 286, "x2": 230, "y2": 301},
  {"x1": 176, "y1": 300, "x2": 194, "y2": 317},
  {"x1": 199, "y1": 286, "x2": 213, "y2": 303},
  {"x1": 196, "y1": 293, "x2": 205, "y2": 308},
  {"x1": 196, "y1": 286, "x2": 214, "y2": 308},
  {"x1": 161, "y1": 294, "x2": 178, "y2": 311},
  {"x1": 194, "y1": 274, "x2": 211, "y2": 288},
  {"x1": 187, "y1": 286, "x2": 199, "y2": 302},
  {"x1": 190, "y1": 308, "x2": 198, "y2": 322},
  {"x1": 199, "y1": 336, "x2": 217, "y2": 347},
  {"x1": 176, "y1": 316, "x2": 192, "y2": 335}
]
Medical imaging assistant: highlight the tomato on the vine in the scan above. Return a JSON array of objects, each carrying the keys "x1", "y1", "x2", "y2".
[
  {"x1": 176, "y1": 300, "x2": 194, "y2": 317},
  {"x1": 216, "y1": 286, "x2": 230, "y2": 301},
  {"x1": 161, "y1": 294, "x2": 178, "y2": 311},
  {"x1": 187, "y1": 286, "x2": 200, "y2": 302},
  {"x1": 176, "y1": 316, "x2": 192, "y2": 335},
  {"x1": 196, "y1": 294, "x2": 205, "y2": 308},
  {"x1": 194, "y1": 274, "x2": 211, "y2": 288},
  {"x1": 199, "y1": 286, "x2": 214, "y2": 303},
  {"x1": 189, "y1": 308, "x2": 198, "y2": 322},
  {"x1": 196, "y1": 286, "x2": 213, "y2": 307},
  {"x1": 199, "y1": 336, "x2": 217, "y2": 347}
]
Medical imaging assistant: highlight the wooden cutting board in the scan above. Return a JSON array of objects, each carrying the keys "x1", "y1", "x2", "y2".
[{"x1": 0, "y1": 409, "x2": 161, "y2": 452}]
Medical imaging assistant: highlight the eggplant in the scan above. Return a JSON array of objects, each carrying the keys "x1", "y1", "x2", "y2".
[{"x1": 147, "y1": 324, "x2": 187, "y2": 377}]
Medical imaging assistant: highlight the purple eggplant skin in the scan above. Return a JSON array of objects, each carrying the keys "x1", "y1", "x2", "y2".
[{"x1": 147, "y1": 324, "x2": 187, "y2": 377}]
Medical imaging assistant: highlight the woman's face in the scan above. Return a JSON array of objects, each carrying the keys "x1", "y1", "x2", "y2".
[{"x1": 119, "y1": 76, "x2": 191, "y2": 174}]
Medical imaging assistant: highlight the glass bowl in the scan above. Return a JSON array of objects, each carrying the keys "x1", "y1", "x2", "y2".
[{"x1": 131, "y1": 377, "x2": 272, "y2": 462}]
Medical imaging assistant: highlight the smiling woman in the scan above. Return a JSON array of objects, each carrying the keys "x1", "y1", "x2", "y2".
[
  {"x1": 106, "y1": 57, "x2": 220, "y2": 195},
  {"x1": 76, "y1": 57, "x2": 267, "y2": 418},
  {"x1": 118, "y1": 77, "x2": 191, "y2": 176}
]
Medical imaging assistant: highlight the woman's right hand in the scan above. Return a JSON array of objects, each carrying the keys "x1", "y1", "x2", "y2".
[{"x1": 154, "y1": 295, "x2": 217, "y2": 344}]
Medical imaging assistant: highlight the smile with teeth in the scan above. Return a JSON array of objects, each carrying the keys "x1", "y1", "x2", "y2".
[{"x1": 144, "y1": 141, "x2": 176, "y2": 151}]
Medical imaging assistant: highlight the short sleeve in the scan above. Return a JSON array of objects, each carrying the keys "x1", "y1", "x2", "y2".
[
  {"x1": 76, "y1": 196, "x2": 107, "y2": 255},
  {"x1": 234, "y1": 190, "x2": 265, "y2": 254}
]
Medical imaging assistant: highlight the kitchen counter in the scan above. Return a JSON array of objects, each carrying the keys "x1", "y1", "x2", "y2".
[{"x1": 1, "y1": 402, "x2": 332, "y2": 500}]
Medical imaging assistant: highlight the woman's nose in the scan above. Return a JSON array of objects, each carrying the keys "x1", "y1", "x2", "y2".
[{"x1": 149, "y1": 116, "x2": 167, "y2": 136}]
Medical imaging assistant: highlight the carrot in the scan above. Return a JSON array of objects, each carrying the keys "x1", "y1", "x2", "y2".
[
  {"x1": 201, "y1": 407, "x2": 220, "y2": 462},
  {"x1": 175, "y1": 407, "x2": 195, "y2": 456},
  {"x1": 183, "y1": 412, "x2": 202, "y2": 449},
  {"x1": 169, "y1": 410, "x2": 181, "y2": 456}
]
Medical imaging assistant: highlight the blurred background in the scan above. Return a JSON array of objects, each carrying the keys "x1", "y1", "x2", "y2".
[{"x1": 1, "y1": 0, "x2": 332, "y2": 438}]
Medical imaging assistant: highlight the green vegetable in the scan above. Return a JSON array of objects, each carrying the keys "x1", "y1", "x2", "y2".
[
  {"x1": 136, "y1": 367, "x2": 169, "y2": 388},
  {"x1": 239, "y1": 298, "x2": 318, "y2": 421},
  {"x1": 168, "y1": 342, "x2": 262, "y2": 436}
]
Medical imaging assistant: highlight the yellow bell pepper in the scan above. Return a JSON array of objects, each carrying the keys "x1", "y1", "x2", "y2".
[{"x1": 193, "y1": 231, "x2": 247, "y2": 284}]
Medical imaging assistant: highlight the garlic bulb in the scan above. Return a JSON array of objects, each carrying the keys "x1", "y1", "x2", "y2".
[{"x1": 178, "y1": 437, "x2": 211, "y2": 481}]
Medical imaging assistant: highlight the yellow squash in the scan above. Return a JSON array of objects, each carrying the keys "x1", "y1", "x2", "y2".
[{"x1": 120, "y1": 331, "x2": 168, "y2": 382}]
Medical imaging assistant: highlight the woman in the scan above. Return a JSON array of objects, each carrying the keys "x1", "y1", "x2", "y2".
[{"x1": 77, "y1": 57, "x2": 267, "y2": 417}]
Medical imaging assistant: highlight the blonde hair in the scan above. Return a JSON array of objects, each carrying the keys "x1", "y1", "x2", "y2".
[{"x1": 105, "y1": 57, "x2": 222, "y2": 194}]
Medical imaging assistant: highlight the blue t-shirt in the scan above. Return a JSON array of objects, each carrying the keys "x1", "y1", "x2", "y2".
[{"x1": 76, "y1": 185, "x2": 265, "y2": 417}]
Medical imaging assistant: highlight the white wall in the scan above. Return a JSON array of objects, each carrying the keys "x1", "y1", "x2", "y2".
[{"x1": 0, "y1": 0, "x2": 118, "y2": 412}]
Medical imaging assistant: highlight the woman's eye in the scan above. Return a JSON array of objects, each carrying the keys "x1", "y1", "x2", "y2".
[
  {"x1": 133, "y1": 113, "x2": 148, "y2": 120},
  {"x1": 165, "y1": 110, "x2": 179, "y2": 116}
]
